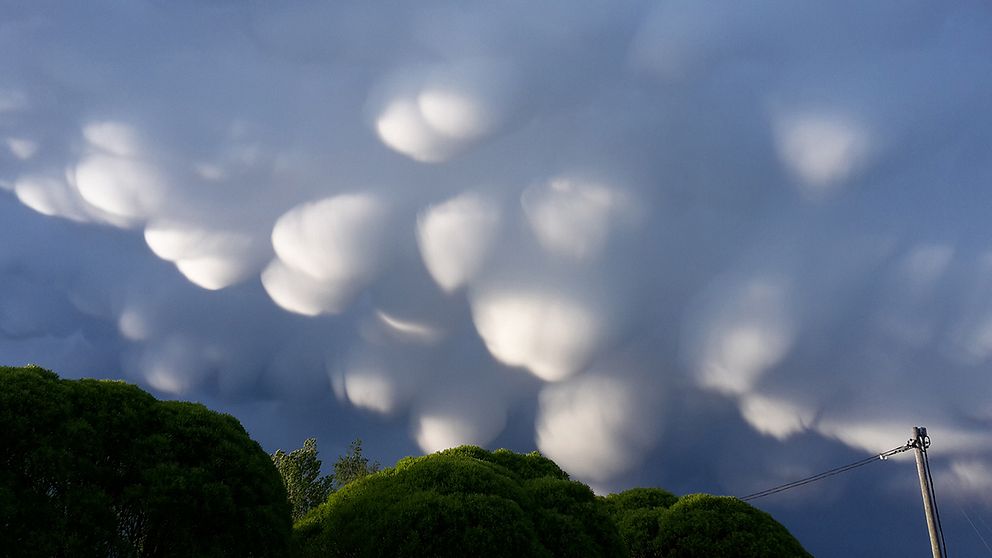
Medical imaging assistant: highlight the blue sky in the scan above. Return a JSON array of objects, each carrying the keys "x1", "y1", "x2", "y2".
[{"x1": 2, "y1": 1, "x2": 991, "y2": 555}]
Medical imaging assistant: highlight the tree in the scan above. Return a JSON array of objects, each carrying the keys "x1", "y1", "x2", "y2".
[
  {"x1": 0, "y1": 365, "x2": 291, "y2": 557},
  {"x1": 271, "y1": 438, "x2": 335, "y2": 522},
  {"x1": 654, "y1": 494, "x2": 810, "y2": 558},
  {"x1": 293, "y1": 445, "x2": 626, "y2": 558},
  {"x1": 332, "y1": 438, "x2": 380, "y2": 489},
  {"x1": 602, "y1": 489, "x2": 812, "y2": 558},
  {"x1": 654, "y1": 494, "x2": 811, "y2": 557},
  {"x1": 600, "y1": 488, "x2": 679, "y2": 558}
]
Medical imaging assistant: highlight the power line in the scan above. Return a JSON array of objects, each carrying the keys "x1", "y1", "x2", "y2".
[
  {"x1": 961, "y1": 506, "x2": 992, "y2": 556},
  {"x1": 739, "y1": 443, "x2": 913, "y2": 502}
]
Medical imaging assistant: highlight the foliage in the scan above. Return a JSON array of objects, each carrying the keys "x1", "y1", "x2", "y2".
[
  {"x1": 655, "y1": 494, "x2": 811, "y2": 558},
  {"x1": 600, "y1": 488, "x2": 678, "y2": 558},
  {"x1": 1, "y1": 366, "x2": 812, "y2": 557},
  {"x1": 332, "y1": 438, "x2": 381, "y2": 489},
  {"x1": 272, "y1": 438, "x2": 335, "y2": 522},
  {"x1": 0, "y1": 365, "x2": 291, "y2": 557},
  {"x1": 293, "y1": 445, "x2": 626, "y2": 558},
  {"x1": 601, "y1": 490, "x2": 810, "y2": 558}
]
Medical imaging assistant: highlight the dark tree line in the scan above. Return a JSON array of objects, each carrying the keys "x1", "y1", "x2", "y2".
[
  {"x1": 1, "y1": 365, "x2": 810, "y2": 557},
  {"x1": 0, "y1": 365, "x2": 290, "y2": 557},
  {"x1": 292, "y1": 445, "x2": 626, "y2": 557}
]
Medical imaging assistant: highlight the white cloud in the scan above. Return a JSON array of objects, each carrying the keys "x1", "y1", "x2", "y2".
[
  {"x1": 536, "y1": 373, "x2": 661, "y2": 482},
  {"x1": 271, "y1": 194, "x2": 391, "y2": 283},
  {"x1": 521, "y1": 177, "x2": 639, "y2": 262},
  {"x1": 684, "y1": 275, "x2": 795, "y2": 395},
  {"x1": 470, "y1": 285, "x2": 611, "y2": 382},
  {"x1": 416, "y1": 191, "x2": 501, "y2": 292},
  {"x1": 73, "y1": 154, "x2": 167, "y2": 223},
  {"x1": 772, "y1": 112, "x2": 871, "y2": 197},
  {"x1": 370, "y1": 59, "x2": 518, "y2": 163},
  {"x1": 145, "y1": 222, "x2": 266, "y2": 290}
]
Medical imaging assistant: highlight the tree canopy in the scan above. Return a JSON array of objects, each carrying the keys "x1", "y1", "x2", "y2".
[
  {"x1": 600, "y1": 488, "x2": 679, "y2": 558},
  {"x1": 602, "y1": 488, "x2": 811, "y2": 558},
  {"x1": 1, "y1": 365, "x2": 811, "y2": 557},
  {"x1": 292, "y1": 445, "x2": 626, "y2": 558},
  {"x1": 0, "y1": 365, "x2": 291, "y2": 557},
  {"x1": 655, "y1": 494, "x2": 811, "y2": 557},
  {"x1": 271, "y1": 437, "x2": 381, "y2": 522},
  {"x1": 272, "y1": 438, "x2": 335, "y2": 522},
  {"x1": 332, "y1": 438, "x2": 381, "y2": 489}
]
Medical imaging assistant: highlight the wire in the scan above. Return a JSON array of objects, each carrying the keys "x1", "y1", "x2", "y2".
[
  {"x1": 739, "y1": 444, "x2": 913, "y2": 502},
  {"x1": 922, "y1": 443, "x2": 948, "y2": 556},
  {"x1": 977, "y1": 511, "x2": 992, "y2": 540},
  {"x1": 962, "y1": 506, "x2": 992, "y2": 556}
]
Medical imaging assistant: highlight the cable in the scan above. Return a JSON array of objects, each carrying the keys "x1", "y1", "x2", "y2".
[
  {"x1": 739, "y1": 444, "x2": 913, "y2": 502},
  {"x1": 922, "y1": 443, "x2": 948, "y2": 557},
  {"x1": 961, "y1": 505, "x2": 992, "y2": 556}
]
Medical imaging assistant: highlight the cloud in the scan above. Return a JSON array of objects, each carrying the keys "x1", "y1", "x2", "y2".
[
  {"x1": 469, "y1": 281, "x2": 616, "y2": 382},
  {"x1": 416, "y1": 191, "x2": 501, "y2": 292},
  {"x1": 536, "y1": 371, "x2": 661, "y2": 483},
  {"x1": 412, "y1": 384, "x2": 509, "y2": 453},
  {"x1": 682, "y1": 274, "x2": 795, "y2": 396},
  {"x1": 264, "y1": 195, "x2": 393, "y2": 315},
  {"x1": 145, "y1": 221, "x2": 266, "y2": 290},
  {"x1": 772, "y1": 111, "x2": 871, "y2": 197},
  {"x1": 521, "y1": 176, "x2": 640, "y2": 262},
  {"x1": 3, "y1": 4, "x2": 992, "y2": 553},
  {"x1": 370, "y1": 59, "x2": 519, "y2": 163}
]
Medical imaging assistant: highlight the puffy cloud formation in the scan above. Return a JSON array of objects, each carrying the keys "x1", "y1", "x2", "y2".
[
  {"x1": 264, "y1": 195, "x2": 392, "y2": 315},
  {"x1": 536, "y1": 371, "x2": 662, "y2": 483},
  {"x1": 521, "y1": 177, "x2": 640, "y2": 262},
  {"x1": 145, "y1": 222, "x2": 265, "y2": 290},
  {"x1": 371, "y1": 59, "x2": 519, "y2": 163},
  {"x1": 2, "y1": 3, "x2": 992, "y2": 554},
  {"x1": 416, "y1": 192, "x2": 501, "y2": 292},
  {"x1": 683, "y1": 274, "x2": 795, "y2": 396}
]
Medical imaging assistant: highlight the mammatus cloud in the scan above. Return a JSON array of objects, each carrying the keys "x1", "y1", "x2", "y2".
[
  {"x1": 263, "y1": 195, "x2": 392, "y2": 316},
  {"x1": 416, "y1": 191, "x2": 501, "y2": 292},
  {"x1": 536, "y1": 371, "x2": 662, "y2": 484},
  {"x1": 683, "y1": 274, "x2": 795, "y2": 396},
  {"x1": 521, "y1": 177, "x2": 641, "y2": 263},
  {"x1": 771, "y1": 111, "x2": 871, "y2": 198},
  {"x1": 145, "y1": 222, "x2": 265, "y2": 290},
  {"x1": 371, "y1": 59, "x2": 519, "y2": 163},
  {"x1": 2, "y1": 4, "x2": 992, "y2": 554}
]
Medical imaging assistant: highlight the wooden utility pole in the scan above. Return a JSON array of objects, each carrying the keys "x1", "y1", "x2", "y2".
[{"x1": 912, "y1": 426, "x2": 942, "y2": 558}]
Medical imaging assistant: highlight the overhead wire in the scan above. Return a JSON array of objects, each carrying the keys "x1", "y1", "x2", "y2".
[
  {"x1": 739, "y1": 443, "x2": 913, "y2": 502},
  {"x1": 961, "y1": 506, "x2": 992, "y2": 556},
  {"x1": 977, "y1": 511, "x2": 992, "y2": 542}
]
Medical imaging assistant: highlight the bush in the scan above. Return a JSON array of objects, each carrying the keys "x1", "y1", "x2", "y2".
[
  {"x1": 601, "y1": 489, "x2": 810, "y2": 558},
  {"x1": 601, "y1": 488, "x2": 678, "y2": 558},
  {"x1": 655, "y1": 494, "x2": 812, "y2": 558},
  {"x1": 0, "y1": 365, "x2": 291, "y2": 557},
  {"x1": 293, "y1": 446, "x2": 626, "y2": 558}
]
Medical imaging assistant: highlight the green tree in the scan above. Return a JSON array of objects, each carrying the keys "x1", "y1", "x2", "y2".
[
  {"x1": 602, "y1": 489, "x2": 812, "y2": 558},
  {"x1": 0, "y1": 365, "x2": 291, "y2": 557},
  {"x1": 293, "y1": 445, "x2": 626, "y2": 558},
  {"x1": 271, "y1": 438, "x2": 335, "y2": 522},
  {"x1": 332, "y1": 438, "x2": 380, "y2": 489},
  {"x1": 655, "y1": 494, "x2": 811, "y2": 558},
  {"x1": 600, "y1": 488, "x2": 679, "y2": 558}
]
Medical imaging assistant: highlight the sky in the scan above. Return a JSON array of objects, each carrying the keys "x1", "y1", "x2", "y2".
[{"x1": 2, "y1": 1, "x2": 992, "y2": 555}]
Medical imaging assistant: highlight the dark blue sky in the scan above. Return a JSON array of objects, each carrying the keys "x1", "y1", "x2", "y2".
[{"x1": 2, "y1": 2, "x2": 991, "y2": 555}]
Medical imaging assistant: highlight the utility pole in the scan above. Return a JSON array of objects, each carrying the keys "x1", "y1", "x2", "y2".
[{"x1": 912, "y1": 426, "x2": 942, "y2": 558}]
